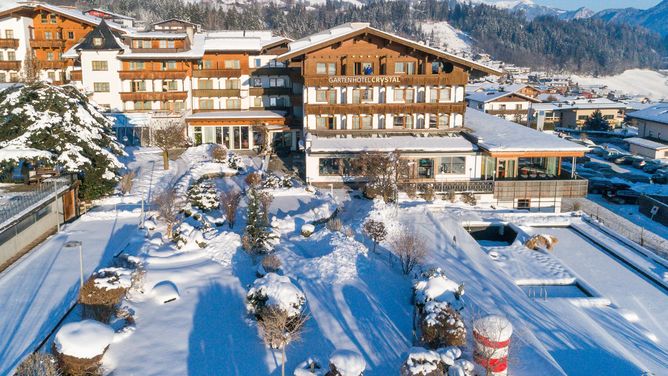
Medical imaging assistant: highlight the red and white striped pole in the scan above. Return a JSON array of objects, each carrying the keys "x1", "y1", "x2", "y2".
[{"x1": 473, "y1": 315, "x2": 513, "y2": 376}]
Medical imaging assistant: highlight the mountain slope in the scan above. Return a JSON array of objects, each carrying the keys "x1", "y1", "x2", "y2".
[{"x1": 594, "y1": 0, "x2": 668, "y2": 36}]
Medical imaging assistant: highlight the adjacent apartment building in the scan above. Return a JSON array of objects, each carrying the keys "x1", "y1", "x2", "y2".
[{"x1": 0, "y1": 3, "x2": 589, "y2": 212}]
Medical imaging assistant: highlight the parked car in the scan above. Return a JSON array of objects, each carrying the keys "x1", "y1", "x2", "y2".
[
  {"x1": 604, "y1": 189, "x2": 641, "y2": 205},
  {"x1": 652, "y1": 173, "x2": 668, "y2": 184},
  {"x1": 618, "y1": 173, "x2": 651, "y2": 184},
  {"x1": 588, "y1": 178, "x2": 612, "y2": 194},
  {"x1": 642, "y1": 161, "x2": 667, "y2": 174},
  {"x1": 589, "y1": 146, "x2": 608, "y2": 156},
  {"x1": 630, "y1": 156, "x2": 647, "y2": 169},
  {"x1": 576, "y1": 156, "x2": 591, "y2": 164},
  {"x1": 613, "y1": 155, "x2": 634, "y2": 165}
]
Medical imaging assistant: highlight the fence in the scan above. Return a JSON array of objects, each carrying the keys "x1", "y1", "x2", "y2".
[
  {"x1": 0, "y1": 177, "x2": 72, "y2": 231},
  {"x1": 562, "y1": 198, "x2": 668, "y2": 259}
]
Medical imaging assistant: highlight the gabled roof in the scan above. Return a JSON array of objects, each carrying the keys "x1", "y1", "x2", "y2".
[
  {"x1": 466, "y1": 87, "x2": 541, "y2": 104},
  {"x1": 277, "y1": 22, "x2": 501, "y2": 76},
  {"x1": 626, "y1": 103, "x2": 668, "y2": 125},
  {"x1": 151, "y1": 18, "x2": 201, "y2": 28},
  {"x1": 0, "y1": 3, "x2": 129, "y2": 33},
  {"x1": 84, "y1": 8, "x2": 135, "y2": 20},
  {"x1": 625, "y1": 137, "x2": 668, "y2": 151},
  {"x1": 76, "y1": 20, "x2": 123, "y2": 51}
]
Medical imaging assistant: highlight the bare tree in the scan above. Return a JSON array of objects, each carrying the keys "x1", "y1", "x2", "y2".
[
  {"x1": 359, "y1": 151, "x2": 407, "y2": 202},
  {"x1": 220, "y1": 190, "x2": 242, "y2": 229},
  {"x1": 363, "y1": 219, "x2": 387, "y2": 253},
  {"x1": 119, "y1": 171, "x2": 136, "y2": 195},
  {"x1": 390, "y1": 230, "x2": 427, "y2": 275},
  {"x1": 21, "y1": 49, "x2": 40, "y2": 84},
  {"x1": 258, "y1": 191, "x2": 274, "y2": 224},
  {"x1": 257, "y1": 308, "x2": 309, "y2": 376},
  {"x1": 245, "y1": 172, "x2": 262, "y2": 188},
  {"x1": 153, "y1": 120, "x2": 188, "y2": 170},
  {"x1": 211, "y1": 144, "x2": 227, "y2": 162},
  {"x1": 153, "y1": 188, "x2": 181, "y2": 238}
]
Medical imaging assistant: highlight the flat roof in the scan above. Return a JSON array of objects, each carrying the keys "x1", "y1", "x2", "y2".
[
  {"x1": 465, "y1": 108, "x2": 589, "y2": 154},
  {"x1": 624, "y1": 137, "x2": 668, "y2": 151},
  {"x1": 626, "y1": 103, "x2": 668, "y2": 125},
  {"x1": 309, "y1": 134, "x2": 476, "y2": 153}
]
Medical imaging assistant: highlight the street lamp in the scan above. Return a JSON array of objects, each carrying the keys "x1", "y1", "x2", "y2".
[{"x1": 63, "y1": 240, "x2": 84, "y2": 288}]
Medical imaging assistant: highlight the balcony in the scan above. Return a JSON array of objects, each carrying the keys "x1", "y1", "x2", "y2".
[
  {"x1": 30, "y1": 39, "x2": 66, "y2": 48},
  {"x1": 0, "y1": 60, "x2": 21, "y2": 70},
  {"x1": 310, "y1": 127, "x2": 465, "y2": 137},
  {"x1": 192, "y1": 89, "x2": 241, "y2": 97},
  {"x1": 70, "y1": 70, "x2": 82, "y2": 81},
  {"x1": 304, "y1": 102, "x2": 467, "y2": 116},
  {"x1": 0, "y1": 38, "x2": 19, "y2": 48},
  {"x1": 192, "y1": 68, "x2": 241, "y2": 78},
  {"x1": 486, "y1": 109, "x2": 528, "y2": 116},
  {"x1": 249, "y1": 87, "x2": 292, "y2": 96},
  {"x1": 40, "y1": 60, "x2": 68, "y2": 69},
  {"x1": 399, "y1": 180, "x2": 495, "y2": 194},
  {"x1": 119, "y1": 70, "x2": 188, "y2": 80},
  {"x1": 304, "y1": 71, "x2": 468, "y2": 87},
  {"x1": 120, "y1": 91, "x2": 188, "y2": 101}
]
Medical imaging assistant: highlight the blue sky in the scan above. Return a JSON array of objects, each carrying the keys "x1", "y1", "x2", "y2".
[{"x1": 536, "y1": 0, "x2": 661, "y2": 11}]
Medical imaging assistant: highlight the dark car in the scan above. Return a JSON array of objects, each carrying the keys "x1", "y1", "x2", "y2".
[
  {"x1": 589, "y1": 146, "x2": 608, "y2": 156},
  {"x1": 604, "y1": 189, "x2": 641, "y2": 205},
  {"x1": 613, "y1": 155, "x2": 634, "y2": 165},
  {"x1": 587, "y1": 178, "x2": 612, "y2": 194},
  {"x1": 576, "y1": 156, "x2": 591, "y2": 164},
  {"x1": 652, "y1": 173, "x2": 668, "y2": 184},
  {"x1": 643, "y1": 162, "x2": 667, "y2": 174},
  {"x1": 631, "y1": 157, "x2": 647, "y2": 169},
  {"x1": 604, "y1": 152, "x2": 624, "y2": 162},
  {"x1": 619, "y1": 173, "x2": 652, "y2": 184}
]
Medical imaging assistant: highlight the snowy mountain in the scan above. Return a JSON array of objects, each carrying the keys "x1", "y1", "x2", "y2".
[
  {"x1": 467, "y1": 0, "x2": 593, "y2": 21},
  {"x1": 594, "y1": 0, "x2": 668, "y2": 36},
  {"x1": 0, "y1": 83, "x2": 125, "y2": 199},
  {"x1": 420, "y1": 21, "x2": 474, "y2": 54}
]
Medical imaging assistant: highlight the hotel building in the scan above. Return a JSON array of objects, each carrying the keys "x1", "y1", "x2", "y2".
[{"x1": 0, "y1": 3, "x2": 589, "y2": 212}]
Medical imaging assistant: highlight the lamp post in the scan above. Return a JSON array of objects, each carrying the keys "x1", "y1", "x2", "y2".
[{"x1": 63, "y1": 240, "x2": 84, "y2": 288}]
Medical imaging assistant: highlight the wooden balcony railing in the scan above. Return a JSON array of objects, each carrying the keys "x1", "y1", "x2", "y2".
[
  {"x1": 0, "y1": 38, "x2": 19, "y2": 48},
  {"x1": 0, "y1": 60, "x2": 21, "y2": 70},
  {"x1": 120, "y1": 91, "x2": 188, "y2": 101},
  {"x1": 119, "y1": 70, "x2": 188, "y2": 80},
  {"x1": 397, "y1": 178, "x2": 588, "y2": 199},
  {"x1": 310, "y1": 127, "x2": 466, "y2": 137},
  {"x1": 30, "y1": 39, "x2": 66, "y2": 48},
  {"x1": 70, "y1": 70, "x2": 82, "y2": 81},
  {"x1": 249, "y1": 87, "x2": 292, "y2": 96},
  {"x1": 304, "y1": 102, "x2": 467, "y2": 116},
  {"x1": 40, "y1": 60, "x2": 68, "y2": 69},
  {"x1": 192, "y1": 89, "x2": 241, "y2": 97},
  {"x1": 399, "y1": 180, "x2": 495, "y2": 194},
  {"x1": 250, "y1": 67, "x2": 291, "y2": 76},
  {"x1": 303, "y1": 72, "x2": 467, "y2": 87},
  {"x1": 486, "y1": 109, "x2": 528, "y2": 116},
  {"x1": 192, "y1": 68, "x2": 241, "y2": 78}
]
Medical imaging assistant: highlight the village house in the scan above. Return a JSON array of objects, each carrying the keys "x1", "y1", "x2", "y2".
[
  {"x1": 626, "y1": 103, "x2": 668, "y2": 143},
  {"x1": 465, "y1": 83, "x2": 541, "y2": 123}
]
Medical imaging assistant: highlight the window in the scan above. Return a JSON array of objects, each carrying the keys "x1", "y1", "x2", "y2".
[
  {"x1": 131, "y1": 81, "x2": 146, "y2": 92},
  {"x1": 50, "y1": 14, "x2": 57, "y2": 24},
  {"x1": 226, "y1": 98, "x2": 241, "y2": 109},
  {"x1": 253, "y1": 97, "x2": 262, "y2": 107},
  {"x1": 201, "y1": 60, "x2": 213, "y2": 69},
  {"x1": 9, "y1": 72, "x2": 17, "y2": 82},
  {"x1": 163, "y1": 80, "x2": 178, "y2": 91},
  {"x1": 395, "y1": 62, "x2": 415, "y2": 74},
  {"x1": 604, "y1": 114, "x2": 614, "y2": 120},
  {"x1": 93, "y1": 82, "x2": 110, "y2": 92},
  {"x1": 133, "y1": 101, "x2": 151, "y2": 110},
  {"x1": 0, "y1": 51, "x2": 3, "y2": 61},
  {"x1": 319, "y1": 158, "x2": 341, "y2": 176},
  {"x1": 93, "y1": 37, "x2": 103, "y2": 47},
  {"x1": 129, "y1": 61, "x2": 144, "y2": 71},
  {"x1": 269, "y1": 78, "x2": 285, "y2": 87},
  {"x1": 316, "y1": 62, "x2": 336, "y2": 75},
  {"x1": 254, "y1": 58, "x2": 262, "y2": 67},
  {"x1": 41, "y1": 14, "x2": 48, "y2": 23},
  {"x1": 577, "y1": 115, "x2": 589, "y2": 121},
  {"x1": 0, "y1": 73, "x2": 5, "y2": 83},
  {"x1": 251, "y1": 77, "x2": 262, "y2": 87},
  {"x1": 352, "y1": 88, "x2": 373, "y2": 104},
  {"x1": 174, "y1": 101, "x2": 186, "y2": 112},
  {"x1": 67, "y1": 31, "x2": 74, "y2": 39},
  {"x1": 159, "y1": 40, "x2": 167, "y2": 48},
  {"x1": 44, "y1": 31, "x2": 52, "y2": 40},
  {"x1": 316, "y1": 89, "x2": 336, "y2": 104},
  {"x1": 47, "y1": 72, "x2": 56, "y2": 81},
  {"x1": 351, "y1": 115, "x2": 372, "y2": 130},
  {"x1": 429, "y1": 114, "x2": 449, "y2": 129},
  {"x1": 225, "y1": 79, "x2": 240, "y2": 89},
  {"x1": 199, "y1": 99, "x2": 214, "y2": 110},
  {"x1": 162, "y1": 61, "x2": 177, "y2": 70},
  {"x1": 439, "y1": 156, "x2": 466, "y2": 174},
  {"x1": 143, "y1": 40, "x2": 151, "y2": 48},
  {"x1": 394, "y1": 88, "x2": 415, "y2": 103},
  {"x1": 46, "y1": 52, "x2": 54, "y2": 61},
  {"x1": 193, "y1": 126, "x2": 202, "y2": 145},
  {"x1": 198, "y1": 79, "x2": 213, "y2": 89},
  {"x1": 5, "y1": 30, "x2": 13, "y2": 38},
  {"x1": 224, "y1": 60, "x2": 240, "y2": 69},
  {"x1": 393, "y1": 115, "x2": 414, "y2": 128},
  {"x1": 316, "y1": 116, "x2": 335, "y2": 130},
  {"x1": 354, "y1": 62, "x2": 373, "y2": 75},
  {"x1": 516, "y1": 199, "x2": 531, "y2": 210},
  {"x1": 430, "y1": 87, "x2": 451, "y2": 102},
  {"x1": 92, "y1": 60, "x2": 108, "y2": 71}
]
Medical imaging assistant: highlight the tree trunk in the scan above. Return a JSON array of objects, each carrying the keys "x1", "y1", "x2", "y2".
[{"x1": 162, "y1": 150, "x2": 169, "y2": 170}]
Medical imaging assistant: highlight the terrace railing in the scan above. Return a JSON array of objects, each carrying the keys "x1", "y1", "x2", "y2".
[{"x1": 0, "y1": 178, "x2": 72, "y2": 231}]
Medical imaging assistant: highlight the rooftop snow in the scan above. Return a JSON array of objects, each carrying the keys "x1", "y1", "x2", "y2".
[
  {"x1": 624, "y1": 137, "x2": 668, "y2": 150},
  {"x1": 465, "y1": 108, "x2": 589, "y2": 153},
  {"x1": 466, "y1": 88, "x2": 538, "y2": 103},
  {"x1": 308, "y1": 134, "x2": 476, "y2": 153},
  {"x1": 626, "y1": 103, "x2": 668, "y2": 125},
  {"x1": 120, "y1": 33, "x2": 206, "y2": 59},
  {"x1": 186, "y1": 110, "x2": 287, "y2": 120},
  {"x1": 203, "y1": 36, "x2": 262, "y2": 52}
]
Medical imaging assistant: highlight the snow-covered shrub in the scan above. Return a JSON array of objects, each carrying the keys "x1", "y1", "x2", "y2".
[
  {"x1": 363, "y1": 219, "x2": 387, "y2": 253},
  {"x1": 405, "y1": 184, "x2": 418, "y2": 199},
  {"x1": 301, "y1": 224, "x2": 315, "y2": 237},
  {"x1": 220, "y1": 189, "x2": 242, "y2": 228},
  {"x1": 390, "y1": 230, "x2": 427, "y2": 275},
  {"x1": 246, "y1": 273, "x2": 306, "y2": 319},
  {"x1": 53, "y1": 320, "x2": 114, "y2": 376},
  {"x1": 414, "y1": 269, "x2": 464, "y2": 310},
  {"x1": 244, "y1": 188, "x2": 278, "y2": 255},
  {"x1": 15, "y1": 352, "x2": 61, "y2": 376},
  {"x1": 0, "y1": 83, "x2": 125, "y2": 200},
  {"x1": 420, "y1": 302, "x2": 467, "y2": 348},
  {"x1": 460, "y1": 193, "x2": 476, "y2": 206},
  {"x1": 447, "y1": 359, "x2": 475, "y2": 376},
  {"x1": 227, "y1": 152, "x2": 243, "y2": 170},
  {"x1": 79, "y1": 268, "x2": 132, "y2": 322},
  {"x1": 211, "y1": 144, "x2": 227, "y2": 162},
  {"x1": 327, "y1": 350, "x2": 366, "y2": 376},
  {"x1": 401, "y1": 347, "x2": 447, "y2": 376},
  {"x1": 245, "y1": 172, "x2": 262, "y2": 187},
  {"x1": 525, "y1": 234, "x2": 559, "y2": 251},
  {"x1": 422, "y1": 184, "x2": 436, "y2": 202},
  {"x1": 262, "y1": 172, "x2": 294, "y2": 189},
  {"x1": 172, "y1": 221, "x2": 207, "y2": 249},
  {"x1": 326, "y1": 217, "x2": 343, "y2": 232},
  {"x1": 260, "y1": 254, "x2": 282, "y2": 274},
  {"x1": 187, "y1": 180, "x2": 219, "y2": 212},
  {"x1": 119, "y1": 171, "x2": 135, "y2": 195},
  {"x1": 294, "y1": 357, "x2": 325, "y2": 376}
]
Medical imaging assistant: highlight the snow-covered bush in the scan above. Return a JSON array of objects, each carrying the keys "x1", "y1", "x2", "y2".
[
  {"x1": 79, "y1": 267, "x2": 132, "y2": 322},
  {"x1": 294, "y1": 357, "x2": 324, "y2": 376},
  {"x1": 422, "y1": 184, "x2": 436, "y2": 202},
  {"x1": 243, "y1": 187, "x2": 277, "y2": 255},
  {"x1": 326, "y1": 218, "x2": 343, "y2": 232},
  {"x1": 187, "y1": 180, "x2": 219, "y2": 212},
  {"x1": 460, "y1": 193, "x2": 476, "y2": 206},
  {"x1": 53, "y1": 320, "x2": 114, "y2": 375},
  {"x1": 301, "y1": 224, "x2": 315, "y2": 237},
  {"x1": 0, "y1": 83, "x2": 124, "y2": 200},
  {"x1": 245, "y1": 172, "x2": 262, "y2": 187},
  {"x1": 227, "y1": 152, "x2": 243, "y2": 170},
  {"x1": 262, "y1": 172, "x2": 294, "y2": 189},
  {"x1": 420, "y1": 302, "x2": 467, "y2": 348},
  {"x1": 414, "y1": 269, "x2": 464, "y2": 310},
  {"x1": 525, "y1": 234, "x2": 559, "y2": 251},
  {"x1": 327, "y1": 350, "x2": 366, "y2": 376},
  {"x1": 247, "y1": 273, "x2": 306, "y2": 319},
  {"x1": 211, "y1": 144, "x2": 227, "y2": 162},
  {"x1": 172, "y1": 221, "x2": 207, "y2": 249},
  {"x1": 363, "y1": 219, "x2": 387, "y2": 253},
  {"x1": 401, "y1": 347, "x2": 447, "y2": 376},
  {"x1": 15, "y1": 352, "x2": 61, "y2": 376},
  {"x1": 260, "y1": 254, "x2": 282, "y2": 275},
  {"x1": 220, "y1": 189, "x2": 242, "y2": 229}
]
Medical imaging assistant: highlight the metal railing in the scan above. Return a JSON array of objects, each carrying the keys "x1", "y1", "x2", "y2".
[{"x1": 0, "y1": 178, "x2": 71, "y2": 231}]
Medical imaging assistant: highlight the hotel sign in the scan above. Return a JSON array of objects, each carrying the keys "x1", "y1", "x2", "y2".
[{"x1": 327, "y1": 75, "x2": 402, "y2": 84}]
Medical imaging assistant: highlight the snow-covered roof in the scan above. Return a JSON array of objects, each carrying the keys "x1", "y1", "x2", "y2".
[
  {"x1": 308, "y1": 134, "x2": 477, "y2": 153},
  {"x1": 186, "y1": 110, "x2": 287, "y2": 120},
  {"x1": 203, "y1": 36, "x2": 262, "y2": 52},
  {"x1": 84, "y1": 8, "x2": 135, "y2": 20},
  {"x1": 125, "y1": 31, "x2": 188, "y2": 39},
  {"x1": 558, "y1": 98, "x2": 628, "y2": 110},
  {"x1": 464, "y1": 108, "x2": 589, "y2": 154},
  {"x1": 0, "y1": 3, "x2": 131, "y2": 33},
  {"x1": 626, "y1": 103, "x2": 668, "y2": 125},
  {"x1": 466, "y1": 87, "x2": 539, "y2": 104},
  {"x1": 624, "y1": 137, "x2": 668, "y2": 151},
  {"x1": 119, "y1": 33, "x2": 206, "y2": 59},
  {"x1": 278, "y1": 22, "x2": 501, "y2": 76}
]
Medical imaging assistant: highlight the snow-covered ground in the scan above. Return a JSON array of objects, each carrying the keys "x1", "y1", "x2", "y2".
[
  {"x1": 420, "y1": 21, "x2": 474, "y2": 53},
  {"x1": 570, "y1": 69, "x2": 668, "y2": 100}
]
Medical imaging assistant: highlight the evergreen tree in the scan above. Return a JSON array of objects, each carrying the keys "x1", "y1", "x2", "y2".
[{"x1": 584, "y1": 110, "x2": 610, "y2": 131}]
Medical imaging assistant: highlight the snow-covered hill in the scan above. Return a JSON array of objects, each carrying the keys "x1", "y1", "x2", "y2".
[
  {"x1": 420, "y1": 21, "x2": 474, "y2": 54},
  {"x1": 570, "y1": 69, "x2": 668, "y2": 100},
  {"x1": 467, "y1": 0, "x2": 593, "y2": 21}
]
